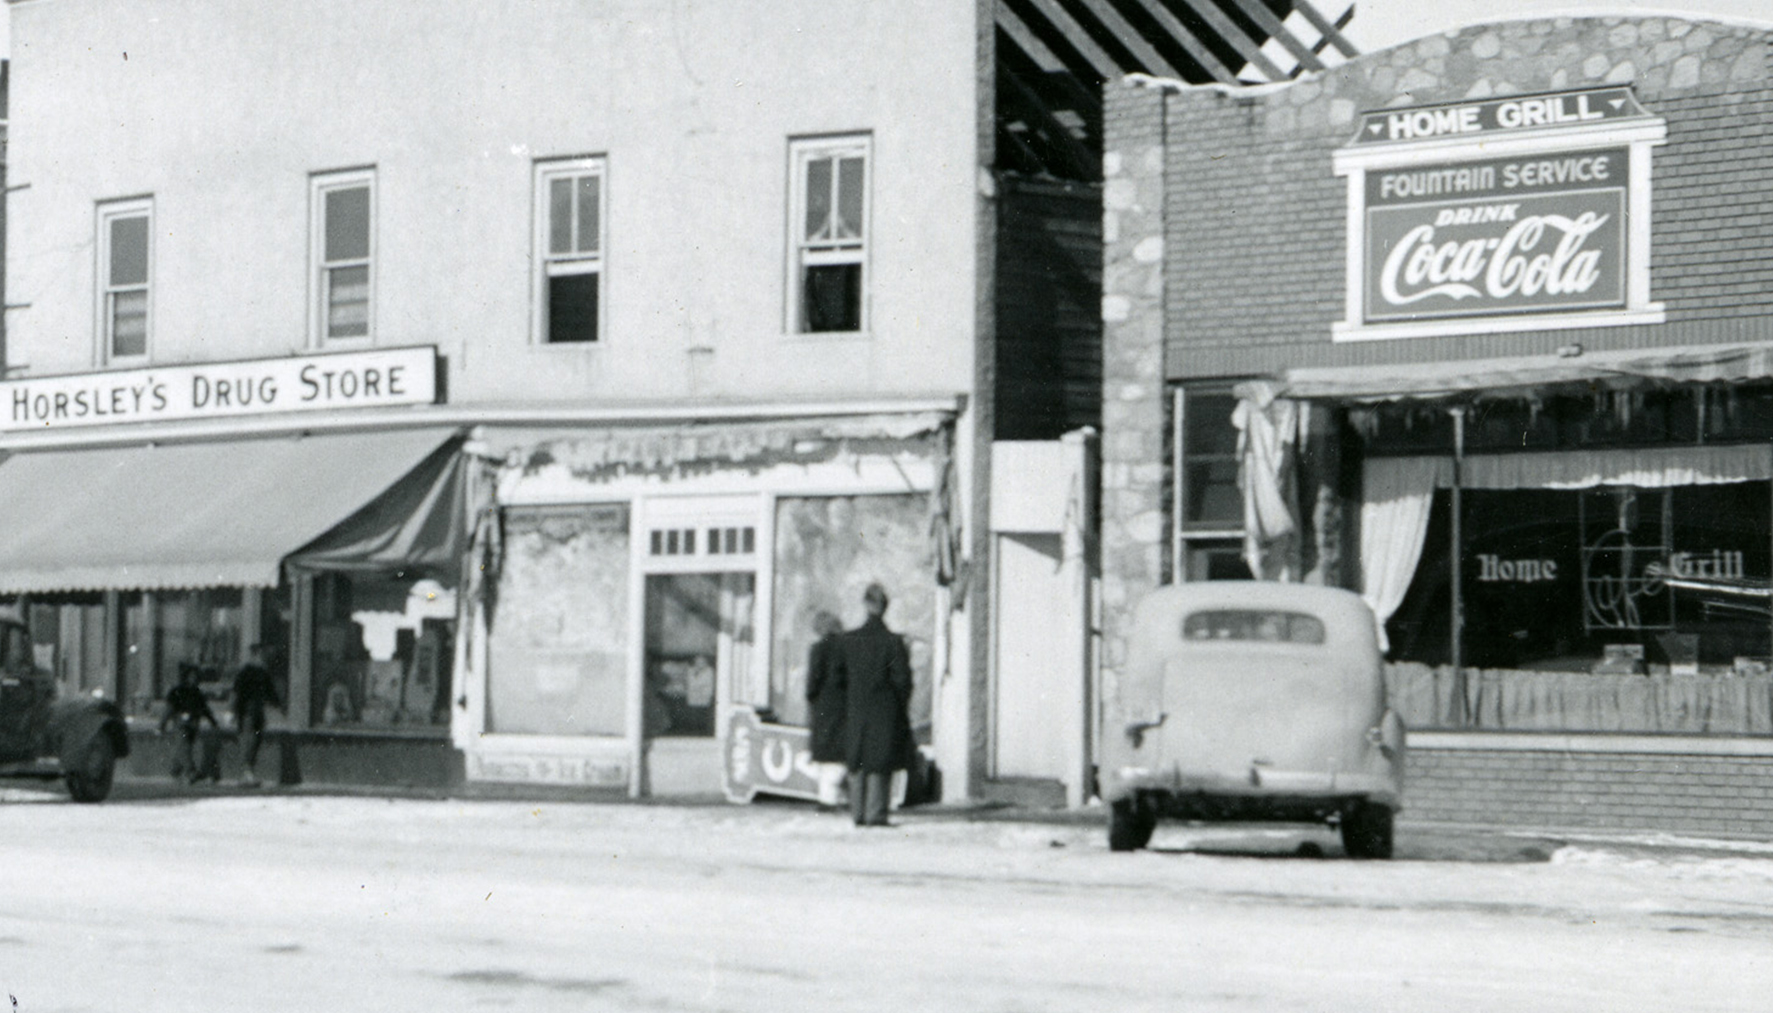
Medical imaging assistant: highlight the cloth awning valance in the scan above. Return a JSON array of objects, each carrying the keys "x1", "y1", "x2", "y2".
[
  {"x1": 0, "y1": 428, "x2": 460, "y2": 594},
  {"x1": 1241, "y1": 341, "x2": 1773, "y2": 403}
]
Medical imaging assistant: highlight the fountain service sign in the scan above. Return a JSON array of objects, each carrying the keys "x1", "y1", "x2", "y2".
[{"x1": 1332, "y1": 87, "x2": 1666, "y2": 342}]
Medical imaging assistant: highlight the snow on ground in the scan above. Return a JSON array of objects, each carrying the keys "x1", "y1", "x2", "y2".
[{"x1": 3, "y1": 789, "x2": 1772, "y2": 1011}]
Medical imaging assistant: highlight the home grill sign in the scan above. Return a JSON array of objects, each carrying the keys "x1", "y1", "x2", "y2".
[{"x1": 1364, "y1": 147, "x2": 1627, "y2": 323}]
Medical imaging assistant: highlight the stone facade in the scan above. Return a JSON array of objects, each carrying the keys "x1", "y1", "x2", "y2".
[{"x1": 1099, "y1": 83, "x2": 1170, "y2": 703}]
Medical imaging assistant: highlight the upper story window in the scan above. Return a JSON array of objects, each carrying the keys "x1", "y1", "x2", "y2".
[
  {"x1": 311, "y1": 169, "x2": 375, "y2": 344},
  {"x1": 534, "y1": 157, "x2": 606, "y2": 344},
  {"x1": 97, "y1": 198, "x2": 152, "y2": 363},
  {"x1": 788, "y1": 135, "x2": 869, "y2": 334}
]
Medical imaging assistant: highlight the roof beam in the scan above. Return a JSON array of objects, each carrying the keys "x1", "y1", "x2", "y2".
[
  {"x1": 1172, "y1": 0, "x2": 1288, "y2": 81},
  {"x1": 996, "y1": 1, "x2": 1069, "y2": 73},
  {"x1": 1072, "y1": 0, "x2": 1188, "y2": 79},
  {"x1": 1225, "y1": 0, "x2": 1325, "y2": 72},
  {"x1": 1291, "y1": 0, "x2": 1360, "y2": 58},
  {"x1": 1126, "y1": 0, "x2": 1239, "y2": 84},
  {"x1": 1017, "y1": 0, "x2": 1124, "y2": 80},
  {"x1": 1000, "y1": 63, "x2": 1101, "y2": 179}
]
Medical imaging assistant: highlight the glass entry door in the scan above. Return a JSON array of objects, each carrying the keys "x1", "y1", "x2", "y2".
[{"x1": 642, "y1": 573, "x2": 755, "y2": 738}]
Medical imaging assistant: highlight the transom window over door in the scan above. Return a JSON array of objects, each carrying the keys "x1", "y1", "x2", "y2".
[
  {"x1": 534, "y1": 157, "x2": 606, "y2": 344},
  {"x1": 789, "y1": 135, "x2": 869, "y2": 333},
  {"x1": 98, "y1": 198, "x2": 152, "y2": 362},
  {"x1": 312, "y1": 169, "x2": 374, "y2": 343}
]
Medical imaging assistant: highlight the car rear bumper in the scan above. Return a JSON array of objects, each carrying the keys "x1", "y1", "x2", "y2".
[{"x1": 1103, "y1": 764, "x2": 1402, "y2": 814}]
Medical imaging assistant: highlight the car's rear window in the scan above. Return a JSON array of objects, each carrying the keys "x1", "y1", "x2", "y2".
[{"x1": 1182, "y1": 609, "x2": 1326, "y2": 645}]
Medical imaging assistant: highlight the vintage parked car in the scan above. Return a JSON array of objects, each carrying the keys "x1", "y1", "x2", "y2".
[
  {"x1": 1100, "y1": 581, "x2": 1405, "y2": 858},
  {"x1": 0, "y1": 613, "x2": 130, "y2": 802}
]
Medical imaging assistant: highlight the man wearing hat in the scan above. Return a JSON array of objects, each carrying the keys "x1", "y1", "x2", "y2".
[{"x1": 838, "y1": 582, "x2": 914, "y2": 827}]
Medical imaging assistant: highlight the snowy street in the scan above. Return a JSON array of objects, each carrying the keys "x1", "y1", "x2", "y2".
[{"x1": 3, "y1": 788, "x2": 1772, "y2": 1012}]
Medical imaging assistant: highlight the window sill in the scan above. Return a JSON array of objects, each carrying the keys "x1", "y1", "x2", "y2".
[{"x1": 782, "y1": 329, "x2": 873, "y2": 343}]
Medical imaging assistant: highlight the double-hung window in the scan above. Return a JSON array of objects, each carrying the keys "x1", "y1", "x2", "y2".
[
  {"x1": 534, "y1": 158, "x2": 606, "y2": 344},
  {"x1": 312, "y1": 169, "x2": 375, "y2": 343},
  {"x1": 98, "y1": 198, "x2": 152, "y2": 363},
  {"x1": 789, "y1": 135, "x2": 869, "y2": 333}
]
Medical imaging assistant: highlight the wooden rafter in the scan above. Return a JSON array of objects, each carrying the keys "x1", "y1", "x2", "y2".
[
  {"x1": 1073, "y1": 0, "x2": 1187, "y2": 80},
  {"x1": 997, "y1": 2, "x2": 1069, "y2": 73},
  {"x1": 1172, "y1": 0, "x2": 1288, "y2": 81},
  {"x1": 1125, "y1": 0, "x2": 1240, "y2": 84},
  {"x1": 1225, "y1": 0, "x2": 1325, "y2": 73},
  {"x1": 1019, "y1": 0, "x2": 1124, "y2": 80},
  {"x1": 1291, "y1": 0, "x2": 1359, "y2": 58},
  {"x1": 1000, "y1": 63, "x2": 1100, "y2": 179}
]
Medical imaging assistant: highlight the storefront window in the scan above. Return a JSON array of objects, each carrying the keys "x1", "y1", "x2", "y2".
[
  {"x1": 1389, "y1": 483, "x2": 1771, "y2": 674},
  {"x1": 1173, "y1": 385, "x2": 1254, "y2": 582},
  {"x1": 310, "y1": 572, "x2": 453, "y2": 729},
  {"x1": 771, "y1": 495, "x2": 934, "y2": 739},
  {"x1": 486, "y1": 504, "x2": 629, "y2": 736}
]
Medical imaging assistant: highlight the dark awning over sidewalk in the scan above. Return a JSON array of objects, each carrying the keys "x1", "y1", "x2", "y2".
[{"x1": 0, "y1": 428, "x2": 460, "y2": 594}]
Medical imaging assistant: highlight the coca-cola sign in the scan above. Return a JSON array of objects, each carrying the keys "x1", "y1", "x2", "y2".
[{"x1": 1363, "y1": 147, "x2": 1627, "y2": 323}]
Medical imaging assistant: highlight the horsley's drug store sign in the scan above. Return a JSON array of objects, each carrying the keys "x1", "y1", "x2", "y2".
[
  {"x1": 0, "y1": 346, "x2": 438, "y2": 432},
  {"x1": 1333, "y1": 87, "x2": 1666, "y2": 341}
]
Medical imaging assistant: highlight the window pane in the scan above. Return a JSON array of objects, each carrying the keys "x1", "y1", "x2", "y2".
[
  {"x1": 801, "y1": 263, "x2": 861, "y2": 332},
  {"x1": 804, "y1": 157, "x2": 833, "y2": 241},
  {"x1": 575, "y1": 175, "x2": 600, "y2": 254},
  {"x1": 836, "y1": 156, "x2": 864, "y2": 239},
  {"x1": 323, "y1": 185, "x2": 371, "y2": 262},
  {"x1": 548, "y1": 176, "x2": 574, "y2": 255},
  {"x1": 326, "y1": 265, "x2": 371, "y2": 338},
  {"x1": 109, "y1": 215, "x2": 149, "y2": 286},
  {"x1": 110, "y1": 291, "x2": 149, "y2": 358},
  {"x1": 1183, "y1": 459, "x2": 1241, "y2": 527},
  {"x1": 547, "y1": 272, "x2": 599, "y2": 343},
  {"x1": 1183, "y1": 392, "x2": 1240, "y2": 457}
]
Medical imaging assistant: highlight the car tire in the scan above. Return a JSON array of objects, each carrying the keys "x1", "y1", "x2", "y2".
[
  {"x1": 1108, "y1": 798, "x2": 1156, "y2": 852},
  {"x1": 1340, "y1": 803, "x2": 1394, "y2": 859},
  {"x1": 65, "y1": 734, "x2": 116, "y2": 804}
]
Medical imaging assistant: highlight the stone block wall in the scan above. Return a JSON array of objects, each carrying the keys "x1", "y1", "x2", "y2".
[{"x1": 1099, "y1": 82, "x2": 1170, "y2": 704}]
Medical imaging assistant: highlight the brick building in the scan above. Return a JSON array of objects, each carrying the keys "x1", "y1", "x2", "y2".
[{"x1": 1103, "y1": 14, "x2": 1773, "y2": 836}]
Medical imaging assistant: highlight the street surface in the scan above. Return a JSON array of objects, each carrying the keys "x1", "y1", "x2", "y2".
[{"x1": 3, "y1": 785, "x2": 1771, "y2": 1012}]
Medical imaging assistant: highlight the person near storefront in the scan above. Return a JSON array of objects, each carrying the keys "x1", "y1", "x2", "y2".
[
  {"x1": 230, "y1": 644, "x2": 283, "y2": 787},
  {"x1": 804, "y1": 610, "x2": 848, "y2": 808},
  {"x1": 159, "y1": 665, "x2": 220, "y2": 784},
  {"x1": 838, "y1": 583, "x2": 913, "y2": 827}
]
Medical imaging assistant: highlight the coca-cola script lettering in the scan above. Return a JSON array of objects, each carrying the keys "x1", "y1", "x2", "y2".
[
  {"x1": 1379, "y1": 211, "x2": 1609, "y2": 306},
  {"x1": 1362, "y1": 147, "x2": 1628, "y2": 324}
]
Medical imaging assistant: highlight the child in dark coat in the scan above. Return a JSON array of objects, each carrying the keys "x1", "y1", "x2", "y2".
[{"x1": 159, "y1": 665, "x2": 219, "y2": 784}]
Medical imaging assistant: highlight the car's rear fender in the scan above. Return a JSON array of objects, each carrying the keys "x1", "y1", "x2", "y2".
[{"x1": 49, "y1": 698, "x2": 131, "y2": 762}]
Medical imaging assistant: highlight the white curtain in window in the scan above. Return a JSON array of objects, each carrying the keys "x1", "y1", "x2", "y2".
[
  {"x1": 1233, "y1": 391, "x2": 1301, "y2": 581},
  {"x1": 1359, "y1": 456, "x2": 1443, "y2": 652}
]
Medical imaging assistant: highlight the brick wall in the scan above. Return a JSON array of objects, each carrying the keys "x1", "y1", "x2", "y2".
[
  {"x1": 1408, "y1": 745, "x2": 1773, "y2": 837},
  {"x1": 1158, "y1": 15, "x2": 1773, "y2": 377}
]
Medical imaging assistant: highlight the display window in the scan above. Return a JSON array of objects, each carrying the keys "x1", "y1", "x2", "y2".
[
  {"x1": 309, "y1": 572, "x2": 454, "y2": 730},
  {"x1": 1388, "y1": 482, "x2": 1772, "y2": 673}
]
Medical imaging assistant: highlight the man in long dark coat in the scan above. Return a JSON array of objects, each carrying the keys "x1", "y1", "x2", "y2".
[
  {"x1": 838, "y1": 583, "x2": 913, "y2": 827},
  {"x1": 803, "y1": 610, "x2": 847, "y2": 807}
]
